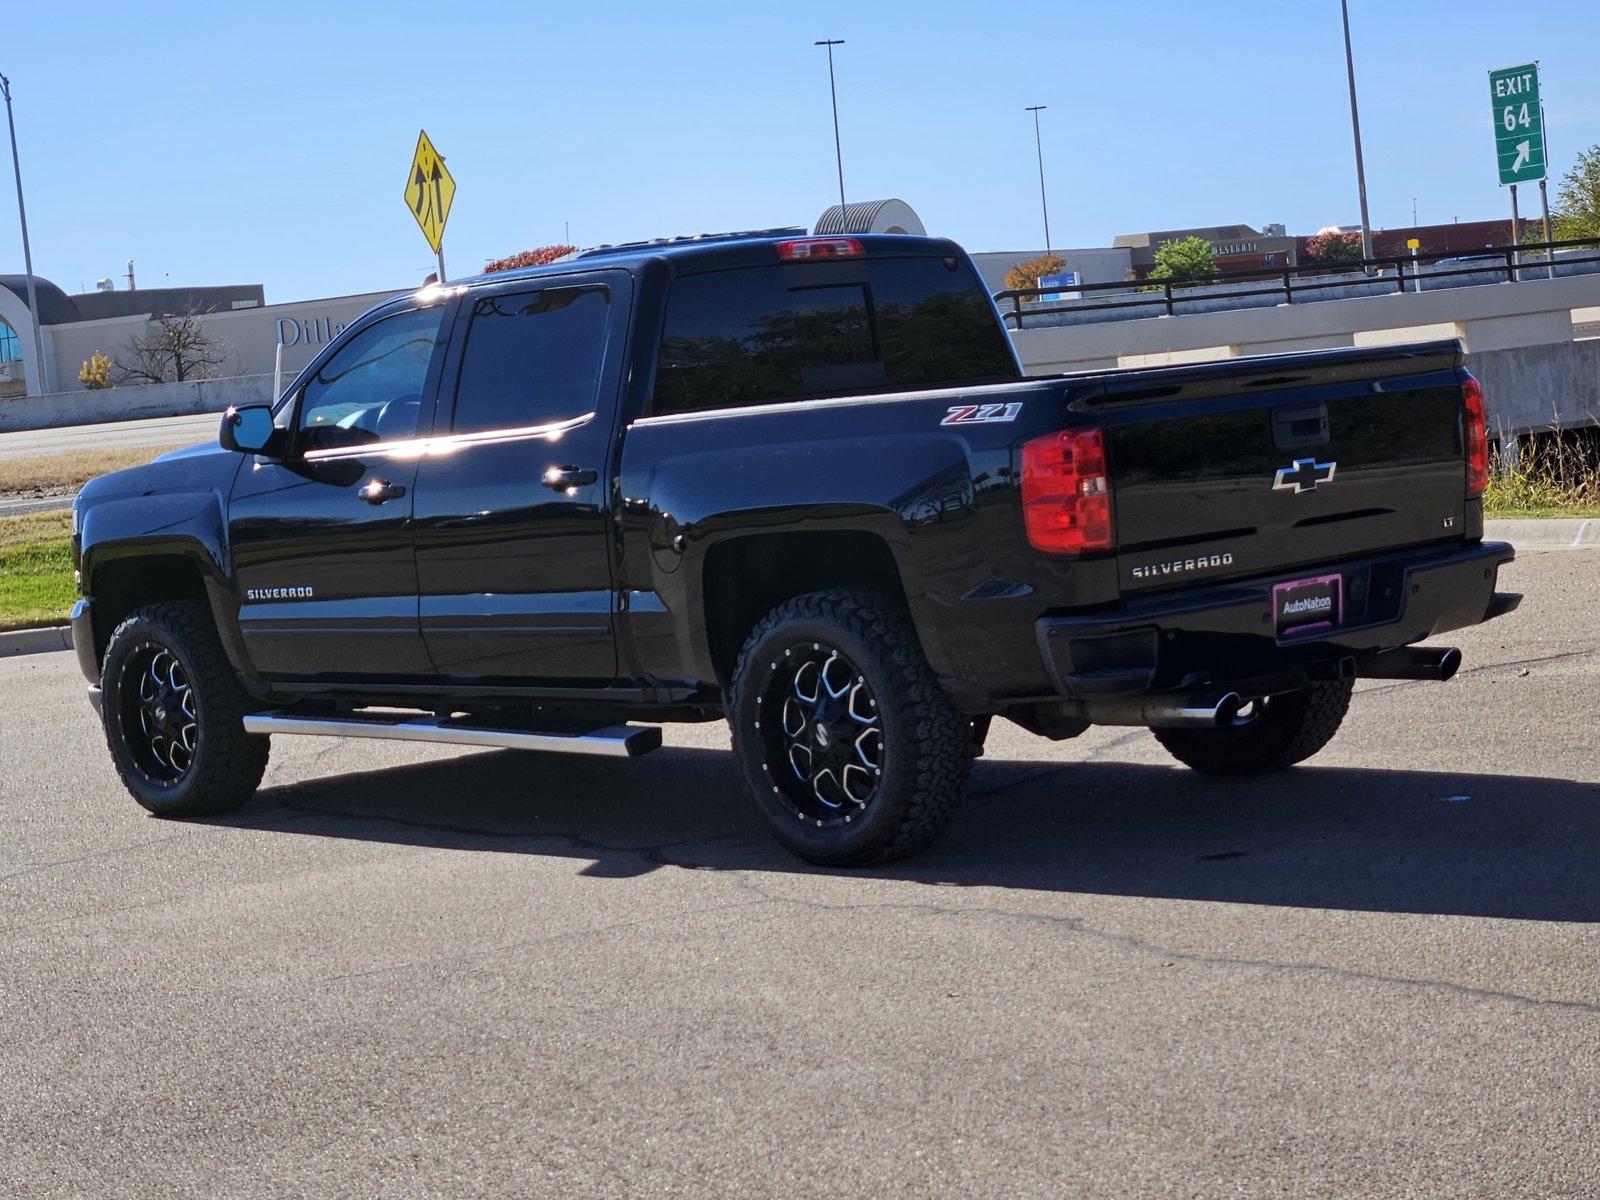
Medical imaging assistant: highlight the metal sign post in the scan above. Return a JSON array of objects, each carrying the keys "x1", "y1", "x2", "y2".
[
  {"x1": 1538, "y1": 104, "x2": 1555, "y2": 279},
  {"x1": 1539, "y1": 178, "x2": 1555, "y2": 278},
  {"x1": 1509, "y1": 184, "x2": 1521, "y2": 282}
]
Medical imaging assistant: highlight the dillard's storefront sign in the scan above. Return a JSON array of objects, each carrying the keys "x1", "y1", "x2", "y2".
[{"x1": 276, "y1": 316, "x2": 349, "y2": 349}]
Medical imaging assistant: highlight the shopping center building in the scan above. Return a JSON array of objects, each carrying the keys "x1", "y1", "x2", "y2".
[{"x1": 0, "y1": 274, "x2": 397, "y2": 400}]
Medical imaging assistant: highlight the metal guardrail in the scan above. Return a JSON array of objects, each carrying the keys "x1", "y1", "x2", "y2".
[{"x1": 994, "y1": 237, "x2": 1600, "y2": 329}]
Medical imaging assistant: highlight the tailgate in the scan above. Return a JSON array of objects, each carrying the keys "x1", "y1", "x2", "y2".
[{"x1": 1100, "y1": 342, "x2": 1469, "y2": 594}]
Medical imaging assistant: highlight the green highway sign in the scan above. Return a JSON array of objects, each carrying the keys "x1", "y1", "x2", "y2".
[{"x1": 1488, "y1": 62, "x2": 1546, "y2": 186}]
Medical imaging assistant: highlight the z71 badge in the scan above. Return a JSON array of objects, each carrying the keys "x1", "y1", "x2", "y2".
[{"x1": 941, "y1": 402, "x2": 1022, "y2": 426}]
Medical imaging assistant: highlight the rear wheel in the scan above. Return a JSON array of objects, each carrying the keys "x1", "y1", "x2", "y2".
[
  {"x1": 101, "y1": 600, "x2": 269, "y2": 817},
  {"x1": 729, "y1": 589, "x2": 970, "y2": 866},
  {"x1": 1152, "y1": 679, "x2": 1353, "y2": 776}
]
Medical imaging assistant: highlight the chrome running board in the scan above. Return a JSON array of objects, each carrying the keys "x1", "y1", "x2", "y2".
[{"x1": 241, "y1": 712, "x2": 661, "y2": 758}]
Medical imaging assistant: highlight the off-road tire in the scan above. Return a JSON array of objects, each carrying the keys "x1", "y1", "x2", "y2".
[
  {"x1": 1152, "y1": 679, "x2": 1354, "y2": 776},
  {"x1": 729, "y1": 588, "x2": 970, "y2": 866},
  {"x1": 101, "y1": 599, "x2": 269, "y2": 817}
]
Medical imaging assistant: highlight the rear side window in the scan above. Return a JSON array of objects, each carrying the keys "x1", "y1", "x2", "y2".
[
  {"x1": 652, "y1": 257, "x2": 1017, "y2": 416},
  {"x1": 451, "y1": 285, "x2": 610, "y2": 434}
]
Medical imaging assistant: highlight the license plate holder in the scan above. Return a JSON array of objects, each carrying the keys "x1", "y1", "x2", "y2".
[{"x1": 1273, "y1": 573, "x2": 1342, "y2": 641}]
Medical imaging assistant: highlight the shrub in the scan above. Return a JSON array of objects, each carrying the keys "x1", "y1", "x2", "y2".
[
  {"x1": 1485, "y1": 425, "x2": 1600, "y2": 516},
  {"x1": 1303, "y1": 231, "x2": 1363, "y2": 267},
  {"x1": 1003, "y1": 253, "x2": 1065, "y2": 300},
  {"x1": 1146, "y1": 236, "x2": 1217, "y2": 286},
  {"x1": 77, "y1": 351, "x2": 111, "y2": 390},
  {"x1": 484, "y1": 245, "x2": 578, "y2": 274}
]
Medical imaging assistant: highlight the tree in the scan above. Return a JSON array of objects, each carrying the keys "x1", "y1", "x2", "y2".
[
  {"x1": 1303, "y1": 230, "x2": 1362, "y2": 267},
  {"x1": 77, "y1": 351, "x2": 111, "y2": 390},
  {"x1": 114, "y1": 311, "x2": 227, "y2": 385},
  {"x1": 484, "y1": 244, "x2": 578, "y2": 273},
  {"x1": 1549, "y1": 145, "x2": 1600, "y2": 241},
  {"x1": 1145, "y1": 236, "x2": 1216, "y2": 286},
  {"x1": 1003, "y1": 253, "x2": 1065, "y2": 300}
]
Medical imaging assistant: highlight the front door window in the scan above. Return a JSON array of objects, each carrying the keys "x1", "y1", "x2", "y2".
[{"x1": 297, "y1": 306, "x2": 446, "y2": 453}]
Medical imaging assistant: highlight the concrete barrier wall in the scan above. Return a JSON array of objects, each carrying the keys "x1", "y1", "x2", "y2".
[
  {"x1": 0, "y1": 373, "x2": 275, "y2": 433},
  {"x1": 1012, "y1": 271, "x2": 1600, "y2": 434},
  {"x1": 1468, "y1": 340, "x2": 1600, "y2": 436}
]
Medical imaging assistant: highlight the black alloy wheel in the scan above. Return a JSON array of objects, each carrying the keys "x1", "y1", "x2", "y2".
[
  {"x1": 116, "y1": 641, "x2": 200, "y2": 784},
  {"x1": 760, "y1": 641, "x2": 884, "y2": 827},
  {"x1": 101, "y1": 600, "x2": 269, "y2": 818},
  {"x1": 729, "y1": 588, "x2": 971, "y2": 866}
]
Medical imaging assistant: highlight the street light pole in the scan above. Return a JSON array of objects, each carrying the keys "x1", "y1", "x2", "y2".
[
  {"x1": 814, "y1": 39, "x2": 847, "y2": 222},
  {"x1": 0, "y1": 73, "x2": 48, "y2": 395},
  {"x1": 1025, "y1": 105, "x2": 1052, "y2": 254},
  {"x1": 1338, "y1": 0, "x2": 1374, "y2": 264}
]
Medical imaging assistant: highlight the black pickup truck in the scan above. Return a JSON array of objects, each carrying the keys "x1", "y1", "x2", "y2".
[{"x1": 71, "y1": 230, "x2": 1519, "y2": 864}]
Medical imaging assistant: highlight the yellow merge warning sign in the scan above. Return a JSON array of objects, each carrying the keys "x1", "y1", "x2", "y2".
[{"x1": 404, "y1": 130, "x2": 456, "y2": 254}]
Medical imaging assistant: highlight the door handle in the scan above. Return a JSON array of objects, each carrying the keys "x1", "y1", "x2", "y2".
[
  {"x1": 542, "y1": 465, "x2": 599, "y2": 491},
  {"x1": 359, "y1": 478, "x2": 407, "y2": 504}
]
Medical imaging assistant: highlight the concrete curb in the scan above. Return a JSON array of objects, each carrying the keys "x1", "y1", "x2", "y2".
[
  {"x1": 0, "y1": 625, "x2": 72, "y2": 659},
  {"x1": 1485, "y1": 518, "x2": 1597, "y2": 547}
]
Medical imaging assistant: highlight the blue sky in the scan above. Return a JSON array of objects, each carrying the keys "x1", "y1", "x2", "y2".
[{"x1": 5, "y1": 0, "x2": 1598, "y2": 302}]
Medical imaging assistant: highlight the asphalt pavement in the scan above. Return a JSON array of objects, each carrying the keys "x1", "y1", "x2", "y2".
[
  {"x1": 1, "y1": 545, "x2": 1596, "y2": 1197},
  {"x1": 0, "y1": 412, "x2": 220, "y2": 461}
]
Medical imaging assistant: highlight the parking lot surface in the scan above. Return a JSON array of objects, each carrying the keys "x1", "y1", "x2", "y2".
[{"x1": 2, "y1": 544, "x2": 1596, "y2": 1198}]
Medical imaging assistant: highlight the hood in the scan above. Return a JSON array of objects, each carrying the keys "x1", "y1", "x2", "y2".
[{"x1": 76, "y1": 439, "x2": 245, "y2": 508}]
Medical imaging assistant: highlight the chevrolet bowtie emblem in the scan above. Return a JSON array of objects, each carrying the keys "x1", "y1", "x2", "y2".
[{"x1": 1273, "y1": 457, "x2": 1337, "y2": 493}]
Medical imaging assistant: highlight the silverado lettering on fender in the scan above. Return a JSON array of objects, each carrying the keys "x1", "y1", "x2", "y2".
[{"x1": 71, "y1": 231, "x2": 1520, "y2": 865}]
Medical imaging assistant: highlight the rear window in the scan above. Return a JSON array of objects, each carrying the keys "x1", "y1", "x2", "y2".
[{"x1": 651, "y1": 256, "x2": 1018, "y2": 416}]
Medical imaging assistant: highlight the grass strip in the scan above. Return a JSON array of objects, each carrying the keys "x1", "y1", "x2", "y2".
[
  {"x1": 0, "y1": 511, "x2": 75, "y2": 632},
  {"x1": 0, "y1": 443, "x2": 189, "y2": 497}
]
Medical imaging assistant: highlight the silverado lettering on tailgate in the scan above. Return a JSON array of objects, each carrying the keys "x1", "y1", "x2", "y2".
[{"x1": 1129, "y1": 553, "x2": 1234, "y2": 581}]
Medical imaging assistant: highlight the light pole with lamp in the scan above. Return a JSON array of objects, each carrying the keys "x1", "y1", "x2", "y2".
[
  {"x1": 1025, "y1": 105, "x2": 1052, "y2": 254},
  {"x1": 1338, "y1": 0, "x2": 1374, "y2": 265},
  {"x1": 814, "y1": 39, "x2": 848, "y2": 222},
  {"x1": 0, "y1": 72, "x2": 48, "y2": 394}
]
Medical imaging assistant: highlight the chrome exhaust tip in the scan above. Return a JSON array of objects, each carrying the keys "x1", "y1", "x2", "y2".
[
  {"x1": 1075, "y1": 691, "x2": 1245, "y2": 730},
  {"x1": 1359, "y1": 646, "x2": 1462, "y2": 682}
]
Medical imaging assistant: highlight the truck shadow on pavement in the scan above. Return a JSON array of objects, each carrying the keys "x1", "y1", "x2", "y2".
[{"x1": 219, "y1": 746, "x2": 1600, "y2": 922}]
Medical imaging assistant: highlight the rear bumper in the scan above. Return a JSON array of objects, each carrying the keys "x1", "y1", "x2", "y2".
[{"x1": 1036, "y1": 540, "x2": 1517, "y2": 699}]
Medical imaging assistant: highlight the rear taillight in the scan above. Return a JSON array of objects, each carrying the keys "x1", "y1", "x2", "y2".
[
  {"x1": 775, "y1": 236, "x2": 862, "y2": 261},
  {"x1": 1021, "y1": 428, "x2": 1113, "y2": 555},
  {"x1": 1462, "y1": 373, "x2": 1489, "y2": 498}
]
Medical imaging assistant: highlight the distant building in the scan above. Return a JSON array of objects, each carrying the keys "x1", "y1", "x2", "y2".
[
  {"x1": 1114, "y1": 223, "x2": 1299, "y2": 279},
  {"x1": 1363, "y1": 218, "x2": 1535, "y2": 260},
  {"x1": 0, "y1": 275, "x2": 396, "y2": 399},
  {"x1": 968, "y1": 246, "x2": 1133, "y2": 296},
  {"x1": 70, "y1": 283, "x2": 264, "y2": 322},
  {"x1": 0, "y1": 277, "x2": 268, "y2": 397}
]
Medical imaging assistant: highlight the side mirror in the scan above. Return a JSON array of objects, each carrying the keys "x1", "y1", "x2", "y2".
[{"x1": 220, "y1": 404, "x2": 283, "y2": 457}]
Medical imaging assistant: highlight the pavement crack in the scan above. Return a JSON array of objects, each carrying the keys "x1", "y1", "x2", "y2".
[
  {"x1": 315, "y1": 896, "x2": 778, "y2": 986},
  {"x1": 720, "y1": 875, "x2": 1600, "y2": 1017},
  {"x1": 0, "y1": 829, "x2": 206, "y2": 887},
  {"x1": 1362, "y1": 645, "x2": 1599, "y2": 695}
]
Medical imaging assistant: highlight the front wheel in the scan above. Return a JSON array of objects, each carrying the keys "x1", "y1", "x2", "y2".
[
  {"x1": 1152, "y1": 678, "x2": 1354, "y2": 776},
  {"x1": 729, "y1": 589, "x2": 970, "y2": 866},
  {"x1": 101, "y1": 600, "x2": 269, "y2": 817}
]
